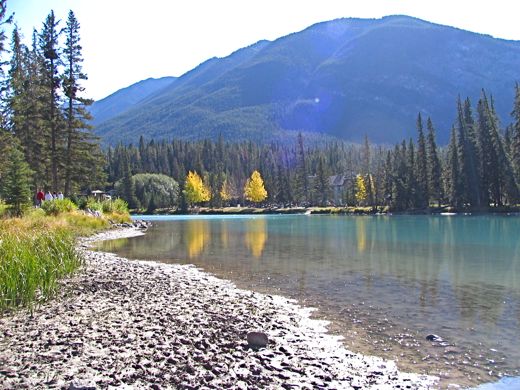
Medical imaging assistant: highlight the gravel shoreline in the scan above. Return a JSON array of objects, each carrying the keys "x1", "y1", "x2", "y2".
[{"x1": 0, "y1": 228, "x2": 438, "y2": 389}]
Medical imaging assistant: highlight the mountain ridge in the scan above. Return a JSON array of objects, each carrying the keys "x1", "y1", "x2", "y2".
[
  {"x1": 93, "y1": 15, "x2": 520, "y2": 145},
  {"x1": 90, "y1": 76, "x2": 177, "y2": 125}
]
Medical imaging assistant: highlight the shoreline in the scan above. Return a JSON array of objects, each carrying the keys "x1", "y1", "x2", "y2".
[
  {"x1": 133, "y1": 206, "x2": 520, "y2": 217},
  {"x1": 0, "y1": 227, "x2": 437, "y2": 389}
]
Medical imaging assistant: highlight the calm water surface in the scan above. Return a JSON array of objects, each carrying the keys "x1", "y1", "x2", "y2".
[{"x1": 97, "y1": 214, "x2": 520, "y2": 388}]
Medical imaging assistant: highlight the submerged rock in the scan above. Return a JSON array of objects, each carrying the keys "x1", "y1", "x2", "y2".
[{"x1": 426, "y1": 334, "x2": 443, "y2": 342}]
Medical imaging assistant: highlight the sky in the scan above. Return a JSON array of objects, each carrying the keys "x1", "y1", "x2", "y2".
[{"x1": 7, "y1": 0, "x2": 520, "y2": 100}]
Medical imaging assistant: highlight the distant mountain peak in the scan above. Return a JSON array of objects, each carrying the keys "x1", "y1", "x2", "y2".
[
  {"x1": 94, "y1": 16, "x2": 520, "y2": 145},
  {"x1": 90, "y1": 76, "x2": 176, "y2": 125}
]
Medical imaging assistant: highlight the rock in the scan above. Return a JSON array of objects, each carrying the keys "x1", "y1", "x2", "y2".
[
  {"x1": 425, "y1": 334, "x2": 443, "y2": 342},
  {"x1": 68, "y1": 380, "x2": 97, "y2": 390},
  {"x1": 247, "y1": 332, "x2": 269, "y2": 349}
]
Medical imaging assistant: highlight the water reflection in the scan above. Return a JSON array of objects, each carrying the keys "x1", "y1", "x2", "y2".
[
  {"x1": 244, "y1": 218, "x2": 267, "y2": 258},
  {"x1": 356, "y1": 217, "x2": 366, "y2": 253},
  {"x1": 185, "y1": 219, "x2": 210, "y2": 258},
  {"x1": 96, "y1": 214, "x2": 520, "y2": 387}
]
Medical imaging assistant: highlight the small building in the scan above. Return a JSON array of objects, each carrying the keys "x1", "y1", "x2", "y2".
[
  {"x1": 90, "y1": 190, "x2": 111, "y2": 200},
  {"x1": 328, "y1": 174, "x2": 355, "y2": 205}
]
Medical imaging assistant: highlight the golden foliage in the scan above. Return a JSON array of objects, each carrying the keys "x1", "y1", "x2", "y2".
[
  {"x1": 244, "y1": 170, "x2": 267, "y2": 203},
  {"x1": 184, "y1": 171, "x2": 211, "y2": 205},
  {"x1": 355, "y1": 174, "x2": 368, "y2": 205}
]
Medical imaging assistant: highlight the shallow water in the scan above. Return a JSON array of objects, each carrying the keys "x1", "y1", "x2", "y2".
[{"x1": 96, "y1": 214, "x2": 520, "y2": 388}]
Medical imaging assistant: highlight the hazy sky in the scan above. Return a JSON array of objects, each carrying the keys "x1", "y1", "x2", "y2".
[{"x1": 7, "y1": 0, "x2": 520, "y2": 100}]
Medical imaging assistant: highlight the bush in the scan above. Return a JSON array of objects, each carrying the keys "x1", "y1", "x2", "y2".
[
  {"x1": 76, "y1": 196, "x2": 88, "y2": 210},
  {"x1": 85, "y1": 197, "x2": 102, "y2": 212},
  {"x1": 0, "y1": 199, "x2": 8, "y2": 218},
  {"x1": 115, "y1": 173, "x2": 179, "y2": 210},
  {"x1": 101, "y1": 198, "x2": 128, "y2": 214},
  {"x1": 41, "y1": 199, "x2": 78, "y2": 216}
]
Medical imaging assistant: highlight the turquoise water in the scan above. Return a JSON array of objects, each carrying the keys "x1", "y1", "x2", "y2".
[{"x1": 97, "y1": 214, "x2": 520, "y2": 388}]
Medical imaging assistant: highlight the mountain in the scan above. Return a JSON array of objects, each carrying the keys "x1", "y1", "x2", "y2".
[
  {"x1": 90, "y1": 76, "x2": 176, "y2": 125},
  {"x1": 94, "y1": 16, "x2": 520, "y2": 145}
]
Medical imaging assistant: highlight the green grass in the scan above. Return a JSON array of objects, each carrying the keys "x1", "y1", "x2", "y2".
[
  {"x1": 0, "y1": 201, "x2": 131, "y2": 312},
  {"x1": 0, "y1": 223, "x2": 81, "y2": 311}
]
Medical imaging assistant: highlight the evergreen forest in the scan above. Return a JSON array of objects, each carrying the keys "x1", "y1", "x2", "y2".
[
  {"x1": 107, "y1": 88, "x2": 520, "y2": 212},
  {"x1": 2, "y1": 2, "x2": 520, "y2": 214},
  {"x1": 0, "y1": 4, "x2": 105, "y2": 206}
]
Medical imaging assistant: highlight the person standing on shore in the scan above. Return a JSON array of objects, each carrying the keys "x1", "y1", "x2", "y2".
[
  {"x1": 58, "y1": 192, "x2": 64, "y2": 200},
  {"x1": 45, "y1": 190, "x2": 53, "y2": 202},
  {"x1": 36, "y1": 189, "x2": 45, "y2": 206}
]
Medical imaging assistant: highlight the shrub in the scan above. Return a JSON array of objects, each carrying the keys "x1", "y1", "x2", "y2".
[
  {"x1": 0, "y1": 199, "x2": 8, "y2": 218},
  {"x1": 76, "y1": 196, "x2": 88, "y2": 210},
  {"x1": 41, "y1": 198, "x2": 78, "y2": 216},
  {"x1": 85, "y1": 197, "x2": 102, "y2": 212},
  {"x1": 115, "y1": 173, "x2": 179, "y2": 210},
  {"x1": 101, "y1": 198, "x2": 128, "y2": 214}
]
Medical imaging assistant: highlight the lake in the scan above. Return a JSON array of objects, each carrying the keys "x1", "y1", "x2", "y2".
[{"x1": 96, "y1": 214, "x2": 520, "y2": 388}]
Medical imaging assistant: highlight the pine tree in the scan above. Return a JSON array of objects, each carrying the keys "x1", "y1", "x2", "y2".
[
  {"x1": 426, "y1": 117, "x2": 443, "y2": 207},
  {"x1": 511, "y1": 83, "x2": 520, "y2": 191},
  {"x1": 406, "y1": 139, "x2": 417, "y2": 209},
  {"x1": 382, "y1": 151, "x2": 393, "y2": 206},
  {"x1": 314, "y1": 156, "x2": 330, "y2": 206},
  {"x1": 39, "y1": 11, "x2": 63, "y2": 192},
  {"x1": 0, "y1": 0, "x2": 13, "y2": 126},
  {"x1": 295, "y1": 133, "x2": 309, "y2": 204},
  {"x1": 1, "y1": 146, "x2": 33, "y2": 216},
  {"x1": 415, "y1": 114, "x2": 429, "y2": 208},
  {"x1": 391, "y1": 143, "x2": 407, "y2": 211},
  {"x1": 7, "y1": 27, "x2": 48, "y2": 188},
  {"x1": 446, "y1": 127, "x2": 462, "y2": 208},
  {"x1": 244, "y1": 170, "x2": 267, "y2": 203},
  {"x1": 362, "y1": 135, "x2": 374, "y2": 206},
  {"x1": 486, "y1": 92, "x2": 518, "y2": 205},
  {"x1": 62, "y1": 10, "x2": 101, "y2": 195},
  {"x1": 120, "y1": 152, "x2": 138, "y2": 209}
]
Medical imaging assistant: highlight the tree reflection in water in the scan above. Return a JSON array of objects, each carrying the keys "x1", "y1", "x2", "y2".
[{"x1": 244, "y1": 217, "x2": 267, "y2": 258}]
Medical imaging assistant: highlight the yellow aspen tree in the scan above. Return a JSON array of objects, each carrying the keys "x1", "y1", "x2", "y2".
[
  {"x1": 220, "y1": 179, "x2": 232, "y2": 202},
  {"x1": 184, "y1": 171, "x2": 211, "y2": 205},
  {"x1": 355, "y1": 174, "x2": 368, "y2": 206},
  {"x1": 244, "y1": 170, "x2": 268, "y2": 203}
]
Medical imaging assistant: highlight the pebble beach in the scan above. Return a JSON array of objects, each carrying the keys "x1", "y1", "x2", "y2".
[{"x1": 0, "y1": 228, "x2": 438, "y2": 389}]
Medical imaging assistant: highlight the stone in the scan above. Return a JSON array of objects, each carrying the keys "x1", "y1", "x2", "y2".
[
  {"x1": 425, "y1": 334, "x2": 443, "y2": 342},
  {"x1": 247, "y1": 332, "x2": 269, "y2": 349},
  {"x1": 68, "y1": 380, "x2": 97, "y2": 390}
]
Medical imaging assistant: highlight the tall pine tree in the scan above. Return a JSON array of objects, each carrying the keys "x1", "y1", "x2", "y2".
[
  {"x1": 415, "y1": 114, "x2": 429, "y2": 208},
  {"x1": 426, "y1": 117, "x2": 443, "y2": 206},
  {"x1": 511, "y1": 83, "x2": 520, "y2": 190},
  {"x1": 62, "y1": 10, "x2": 104, "y2": 195},
  {"x1": 39, "y1": 10, "x2": 63, "y2": 192}
]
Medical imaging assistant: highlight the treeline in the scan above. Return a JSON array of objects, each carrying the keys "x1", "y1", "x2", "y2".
[
  {"x1": 107, "y1": 87, "x2": 520, "y2": 211},
  {"x1": 0, "y1": 2, "x2": 104, "y2": 202}
]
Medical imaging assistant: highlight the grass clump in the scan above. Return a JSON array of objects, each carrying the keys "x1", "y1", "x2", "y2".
[
  {"x1": 0, "y1": 197, "x2": 132, "y2": 311},
  {"x1": 0, "y1": 223, "x2": 81, "y2": 311},
  {"x1": 85, "y1": 197, "x2": 102, "y2": 212},
  {"x1": 41, "y1": 198, "x2": 78, "y2": 216}
]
